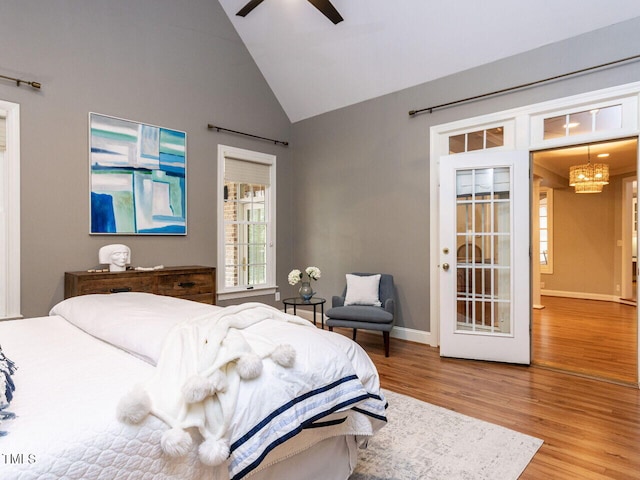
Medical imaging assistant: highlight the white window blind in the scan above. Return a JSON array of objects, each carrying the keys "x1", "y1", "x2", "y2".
[{"x1": 224, "y1": 157, "x2": 271, "y2": 185}]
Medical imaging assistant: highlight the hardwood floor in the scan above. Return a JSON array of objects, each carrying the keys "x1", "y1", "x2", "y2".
[
  {"x1": 532, "y1": 296, "x2": 637, "y2": 385},
  {"x1": 332, "y1": 328, "x2": 640, "y2": 480}
]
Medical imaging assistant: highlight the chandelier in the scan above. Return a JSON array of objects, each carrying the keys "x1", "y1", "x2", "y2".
[{"x1": 568, "y1": 147, "x2": 609, "y2": 194}]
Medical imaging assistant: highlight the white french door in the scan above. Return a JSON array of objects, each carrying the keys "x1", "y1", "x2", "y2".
[{"x1": 439, "y1": 150, "x2": 530, "y2": 364}]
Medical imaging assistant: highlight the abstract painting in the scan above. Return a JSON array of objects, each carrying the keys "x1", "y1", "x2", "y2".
[{"x1": 89, "y1": 113, "x2": 186, "y2": 234}]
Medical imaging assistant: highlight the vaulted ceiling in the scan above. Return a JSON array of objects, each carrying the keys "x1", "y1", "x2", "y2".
[{"x1": 218, "y1": 1, "x2": 640, "y2": 122}]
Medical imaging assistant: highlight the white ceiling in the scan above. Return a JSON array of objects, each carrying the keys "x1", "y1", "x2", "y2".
[{"x1": 218, "y1": 0, "x2": 640, "y2": 123}]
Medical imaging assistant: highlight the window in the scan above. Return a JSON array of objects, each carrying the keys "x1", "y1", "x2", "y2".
[
  {"x1": 543, "y1": 104, "x2": 622, "y2": 140},
  {"x1": 539, "y1": 187, "x2": 553, "y2": 274},
  {"x1": 217, "y1": 145, "x2": 276, "y2": 299},
  {"x1": 449, "y1": 126, "x2": 504, "y2": 154}
]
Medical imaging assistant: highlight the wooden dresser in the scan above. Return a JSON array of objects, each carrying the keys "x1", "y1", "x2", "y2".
[{"x1": 64, "y1": 266, "x2": 216, "y2": 304}]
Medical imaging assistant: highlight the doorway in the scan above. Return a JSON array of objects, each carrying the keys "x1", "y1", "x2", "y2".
[
  {"x1": 430, "y1": 82, "x2": 640, "y2": 381},
  {"x1": 531, "y1": 138, "x2": 638, "y2": 384}
]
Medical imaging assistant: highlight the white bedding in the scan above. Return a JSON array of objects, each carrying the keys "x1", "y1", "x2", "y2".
[
  {"x1": 0, "y1": 294, "x2": 386, "y2": 479},
  {"x1": 0, "y1": 315, "x2": 208, "y2": 480}
]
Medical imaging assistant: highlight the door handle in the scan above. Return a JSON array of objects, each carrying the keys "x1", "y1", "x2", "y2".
[{"x1": 442, "y1": 263, "x2": 450, "y2": 271}]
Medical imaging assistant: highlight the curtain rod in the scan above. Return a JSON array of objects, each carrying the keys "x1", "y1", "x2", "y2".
[
  {"x1": 0, "y1": 73, "x2": 41, "y2": 90},
  {"x1": 408, "y1": 53, "x2": 640, "y2": 117},
  {"x1": 207, "y1": 124, "x2": 289, "y2": 146}
]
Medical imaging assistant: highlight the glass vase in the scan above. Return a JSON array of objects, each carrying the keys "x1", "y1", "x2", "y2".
[{"x1": 299, "y1": 281, "x2": 314, "y2": 302}]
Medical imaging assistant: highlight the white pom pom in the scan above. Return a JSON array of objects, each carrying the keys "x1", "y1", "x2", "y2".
[
  {"x1": 161, "y1": 428, "x2": 193, "y2": 457},
  {"x1": 236, "y1": 353, "x2": 263, "y2": 379},
  {"x1": 182, "y1": 375, "x2": 216, "y2": 403},
  {"x1": 116, "y1": 386, "x2": 151, "y2": 424},
  {"x1": 210, "y1": 369, "x2": 228, "y2": 393},
  {"x1": 198, "y1": 437, "x2": 230, "y2": 466},
  {"x1": 271, "y1": 344, "x2": 296, "y2": 368}
]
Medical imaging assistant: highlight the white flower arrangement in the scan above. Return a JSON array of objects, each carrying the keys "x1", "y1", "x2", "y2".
[{"x1": 288, "y1": 266, "x2": 321, "y2": 285}]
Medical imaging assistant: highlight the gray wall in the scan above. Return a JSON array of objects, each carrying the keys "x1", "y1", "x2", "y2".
[
  {"x1": 291, "y1": 17, "x2": 640, "y2": 332},
  {"x1": 543, "y1": 177, "x2": 619, "y2": 295},
  {"x1": 5, "y1": 3, "x2": 640, "y2": 327},
  {"x1": 1, "y1": 0, "x2": 294, "y2": 317}
]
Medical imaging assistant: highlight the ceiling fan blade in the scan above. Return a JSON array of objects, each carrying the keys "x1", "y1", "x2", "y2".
[
  {"x1": 236, "y1": 0, "x2": 266, "y2": 17},
  {"x1": 306, "y1": 0, "x2": 344, "y2": 24}
]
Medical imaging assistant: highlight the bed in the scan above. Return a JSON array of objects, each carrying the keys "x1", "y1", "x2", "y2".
[{"x1": 0, "y1": 292, "x2": 386, "y2": 479}]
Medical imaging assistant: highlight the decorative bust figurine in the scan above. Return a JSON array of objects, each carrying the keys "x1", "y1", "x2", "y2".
[{"x1": 98, "y1": 244, "x2": 131, "y2": 272}]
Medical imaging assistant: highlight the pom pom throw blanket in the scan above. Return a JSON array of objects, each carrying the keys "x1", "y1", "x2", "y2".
[
  {"x1": 0, "y1": 345, "x2": 17, "y2": 436},
  {"x1": 118, "y1": 302, "x2": 386, "y2": 479}
]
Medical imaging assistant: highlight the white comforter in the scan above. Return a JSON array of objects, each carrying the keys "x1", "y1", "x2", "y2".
[
  {"x1": 121, "y1": 302, "x2": 386, "y2": 479},
  {"x1": 0, "y1": 295, "x2": 386, "y2": 480},
  {"x1": 0, "y1": 315, "x2": 208, "y2": 480}
]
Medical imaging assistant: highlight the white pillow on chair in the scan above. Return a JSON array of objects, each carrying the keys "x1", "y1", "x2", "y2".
[{"x1": 344, "y1": 274, "x2": 382, "y2": 306}]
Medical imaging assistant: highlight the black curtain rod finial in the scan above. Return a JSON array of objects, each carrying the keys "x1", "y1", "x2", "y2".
[{"x1": 0, "y1": 73, "x2": 42, "y2": 90}]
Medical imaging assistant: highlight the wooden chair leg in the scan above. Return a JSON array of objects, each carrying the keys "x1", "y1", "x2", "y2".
[
  {"x1": 383, "y1": 331, "x2": 390, "y2": 357},
  {"x1": 352, "y1": 329, "x2": 357, "y2": 341}
]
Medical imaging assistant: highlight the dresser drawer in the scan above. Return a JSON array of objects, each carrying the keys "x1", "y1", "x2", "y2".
[
  {"x1": 156, "y1": 272, "x2": 215, "y2": 298},
  {"x1": 73, "y1": 275, "x2": 155, "y2": 295},
  {"x1": 175, "y1": 292, "x2": 216, "y2": 304}
]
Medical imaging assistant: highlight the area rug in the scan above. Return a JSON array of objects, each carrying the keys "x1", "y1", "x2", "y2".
[{"x1": 350, "y1": 389, "x2": 543, "y2": 480}]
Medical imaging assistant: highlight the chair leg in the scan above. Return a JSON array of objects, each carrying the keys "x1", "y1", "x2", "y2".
[
  {"x1": 352, "y1": 329, "x2": 357, "y2": 341},
  {"x1": 328, "y1": 326, "x2": 334, "y2": 332},
  {"x1": 383, "y1": 331, "x2": 390, "y2": 357}
]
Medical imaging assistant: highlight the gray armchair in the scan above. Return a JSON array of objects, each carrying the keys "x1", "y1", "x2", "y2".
[{"x1": 325, "y1": 273, "x2": 396, "y2": 357}]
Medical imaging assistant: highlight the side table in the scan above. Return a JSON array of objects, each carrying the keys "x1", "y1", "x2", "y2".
[{"x1": 283, "y1": 297, "x2": 326, "y2": 329}]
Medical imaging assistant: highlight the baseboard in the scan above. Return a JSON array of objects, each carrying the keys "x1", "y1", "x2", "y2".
[
  {"x1": 289, "y1": 309, "x2": 434, "y2": 346},
  {"x1": 541, "y1": 289, "x2": 619, "y2": 302},
  {"x1": 389, "y1": 326, "x2": 433, "y2": 346}
]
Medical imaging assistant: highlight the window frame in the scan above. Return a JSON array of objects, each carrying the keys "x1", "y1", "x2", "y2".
[
  {"x1": 442, "y1": 120, "x2": 515, "y2": 156},
  {"x1": 539, "y1": 187, "x2": 553, "y2": 275},
  {"x1": 530, "y1": 95, "x2": 638, "y2": 150},
  {"x1": 217, "y1": 145, "x2": 276, "y2": 301}
]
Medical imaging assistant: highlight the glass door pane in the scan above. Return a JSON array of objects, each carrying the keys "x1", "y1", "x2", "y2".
[{"x1": 455, "y1": 167, "x2": 512, "y2": 334}]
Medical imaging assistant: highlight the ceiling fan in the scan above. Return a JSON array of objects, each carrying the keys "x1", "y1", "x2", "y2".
[{"x1": 236, "y1": 0, "x2": 344, "y2": 24}]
